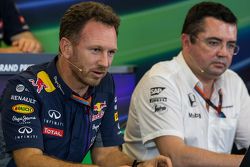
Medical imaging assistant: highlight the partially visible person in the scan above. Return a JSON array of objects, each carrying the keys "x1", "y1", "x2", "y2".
[
  {"x1": 0, "y1": 0, "x2": 42, "y2": 53},
  {"x1": 0, "y1": 114, "x2": 11, "y2": 167},
  {"x1": 123, "y1": 1, "x2": 250, "y2": 167},
  {"x1": 1, "y1": 1, "x2": 172, "y2": 167},
  {"x1": 0, "y1": 0, "x2": 42, "y2": 165}
]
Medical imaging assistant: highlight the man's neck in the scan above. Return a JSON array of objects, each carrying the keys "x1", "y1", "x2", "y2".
[
  {"x1": 56, "y1": 56, "x2": 88, "y2": 97},
  {"x1": 200, "y1": 79, "x2": 215, "y2": 99}
]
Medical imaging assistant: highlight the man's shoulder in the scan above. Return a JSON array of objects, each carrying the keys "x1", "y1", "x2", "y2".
[
  {"x1": 6, "y1": 62, "x2": 51, "y2": 93},
  {"x1": 223, "y1": 69, "x2": 242, "y2": 81},
  {"x1": 144, "y1": 59, "x2": 181, "y2": 81}
]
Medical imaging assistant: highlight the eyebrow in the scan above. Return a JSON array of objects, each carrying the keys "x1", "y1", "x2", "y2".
[{"x1": 206, "y1": 37, "x2": 237, "y2": 43}]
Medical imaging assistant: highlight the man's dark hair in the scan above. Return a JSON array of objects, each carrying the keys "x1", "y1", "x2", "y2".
[
  {"x1": 59, "y1": 1, "x2": 120, "y2": 44},
  {"x1": 182, "y1": 1, "x2": 237, "y2": 43}
]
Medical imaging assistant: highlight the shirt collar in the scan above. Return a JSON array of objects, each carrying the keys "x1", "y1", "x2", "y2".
[
  {"x1": 176, "y1": 52, "x2": 199, "y2": 88},
  {"x1": 45, "y1": 56, "x2": 72, "y2": 99},
  {"x1": 46, "y1": 56, "x2": 95, "y2": 102}
]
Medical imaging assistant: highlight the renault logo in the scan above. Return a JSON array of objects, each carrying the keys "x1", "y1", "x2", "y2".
[
  {"x1": 48, "y1": 110, "x2": 61, "y2": 119},
  {"x1": 18, "y1": 126, "x2": 33, "y2": 134}
]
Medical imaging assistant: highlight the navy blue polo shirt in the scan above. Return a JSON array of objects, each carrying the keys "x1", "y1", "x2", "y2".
[
  {"x1": 0, "y1": 0, "x2": 29, "y2": 45},
  {"x1": 1, "y1": 56, "x2": 123, "y2": 166}
]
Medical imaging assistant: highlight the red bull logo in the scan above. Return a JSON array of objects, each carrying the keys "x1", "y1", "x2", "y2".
[
  {"x1": 93, "y1": 101, "x2": 107, "y2": 112},
  {"x1": 29, "y1": 78, "x2": 47, "y2": 93},
  {"x1": 29, "y1": 71, "x2": 55, "y2": 93},
  {"x1": 92, "y1": 111, "x2": 104, "y2": 121}
]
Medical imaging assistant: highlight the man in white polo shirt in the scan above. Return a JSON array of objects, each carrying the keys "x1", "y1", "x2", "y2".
[{"x1": 123, "y1": 1, "x2": 250, "y2": 166}]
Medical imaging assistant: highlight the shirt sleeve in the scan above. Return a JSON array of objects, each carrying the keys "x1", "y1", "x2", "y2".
[
  {"x1": 1, "y1": 77, "x2": 43, "y2": 152},
  {"x1": 135, "y1": 75, "x2": 184, "y2": 148},
  {"x1": 234, "y1": 77, "x2": 250, "y2": 149},
  {"x1": 1, "y1": 0, "x2": 29, "y2": 45}
]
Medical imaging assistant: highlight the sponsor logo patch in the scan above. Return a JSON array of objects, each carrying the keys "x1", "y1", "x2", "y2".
[
  {"x1": 15, "y1": 126, "x2": 37, "y2": 140},
  {"x1": 12, "y1": 115, "x2": 36, "y2": 125},
  {"x1": 43, "y1": 127, "x2": 64, "y2": 137},
  {"x1": 18, "y1": 126, "x2": 33, "y2": 134},
  {"x1": 11, "y1": 95, "x2": 36, "y2": 104},
  {"x1": 16, "y1": 84, "x2": 25, "y2": 92},
  {"x1": 114, "y1": 112, "x2": 119, "y2": 122},
  {"x1": 12, "y1": 104, "x2": 34, "y2": 114},
  {"x1": 44, "y1": 109, "x2": 64, "y2": 127},
  {"x1": 92, "y1": 111, "x2": 104, "y2": 121},
  {"x1": 92, "y1": 123, "x2": 101, "y2": 132},
  {"x1": 48, "y1": 110, "x2": 61, "y2": 119},
  {"x1": 150, "y1": 87, "x2": 165, "y2": 96},
  {"x1": 149, "y1": 97, "x2": 167, "y2": 103},
  {"x1": 53, "y1": 76, "x2": 64, "y2": 94},
  {"x1": 153, "y1": 104, "x2": 167, "y2": 112},
  {"x1": 188, "y1": 112, "x2": 201, "y2": 119},
  {"x1": 93, "y1": 101, "x2": 107, "y2": 112},
  {"x1": 188, "y1": 93, "x2": 197, "y2": 107},
  {"x1": 29, "y1": 71, "x2": 55, "y2": 93}
]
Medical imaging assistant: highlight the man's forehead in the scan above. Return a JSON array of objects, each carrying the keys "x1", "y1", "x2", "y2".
[{"x1": 200, "y1": 17, "x2": 237, "y2": 39}]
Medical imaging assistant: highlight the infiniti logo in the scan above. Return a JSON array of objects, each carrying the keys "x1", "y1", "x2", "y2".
[
  {"x1": 18, "y1": 126, "x2": 33, "y2": 134},
  {"x1": 48, "y1": 110, "x2": 61, "y2": 119}
]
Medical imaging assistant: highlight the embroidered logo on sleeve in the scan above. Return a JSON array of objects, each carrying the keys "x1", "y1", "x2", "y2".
[
  {"x1": 12, "y1": 104, "x2": 34, "y2": 114},
  {"x1": 29, "y1": 71, "x2": 56, "y2": 93}
]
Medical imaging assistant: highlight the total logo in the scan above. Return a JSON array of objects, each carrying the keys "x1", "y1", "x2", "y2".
[
  {"x1": 18, "y1": 126, "x2": 33, "y2": 134},
  {"x1": 48, "y1": 110, "x2": 61, "y2": 119},
  {"x1": 43, "y1": 127, "x2": 64, "y2": 137}
]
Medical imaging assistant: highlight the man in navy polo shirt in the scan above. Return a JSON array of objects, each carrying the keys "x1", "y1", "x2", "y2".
[{"x1": 0, "y1": 1, "x2": 172, "y2": 167}]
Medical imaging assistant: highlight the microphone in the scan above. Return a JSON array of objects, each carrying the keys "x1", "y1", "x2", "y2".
[
  {"x1": 198, "y1": 66, "x2": 204, "y2": 73},
  {"x1": 62, "y1": 56, "x2": 83, "y2": 72}
]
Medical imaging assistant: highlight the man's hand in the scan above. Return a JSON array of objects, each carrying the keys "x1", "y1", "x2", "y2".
[
  {"x1": 139, "y1": 155, "x2": 172, "y2": 167},
  {"x1": 12, "y1": 37, "x2": 42, "y2": 53},
  {"x1": 11, "y1": 31, "x2": 43, "y2": 53}
]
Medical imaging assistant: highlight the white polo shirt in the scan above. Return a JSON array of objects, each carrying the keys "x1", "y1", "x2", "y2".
[{"x1": 123, "y1": 52, "x2": 250, "y2": 160}]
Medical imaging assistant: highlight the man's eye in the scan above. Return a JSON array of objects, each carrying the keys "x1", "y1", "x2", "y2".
[
  {"x1": 227, "y1": 43, "x2": 236, "y2": 50},
  {"x1": 207, "y1": 40, "x2": 220, "y2": 47},
  {"x1": 91, "y1": 48, "x2": 101, "y2": 53},
  {"x1": 108, "y1": 51, "x2": 116, "y2": 57}
]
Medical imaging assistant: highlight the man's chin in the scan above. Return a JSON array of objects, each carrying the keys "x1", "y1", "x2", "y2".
[
  {"x1": 210, "y1": 70, "x2": 226, "y2": 77},
  {"x1": 88, "y1": 79, "x2": 102, "y2": 87}
]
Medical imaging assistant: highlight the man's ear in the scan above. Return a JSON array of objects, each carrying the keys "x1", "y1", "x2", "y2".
[
  {"x1": 181, "y1": 33, "x2": 190, "y2": 48},
  {"x1": 59, "y1": 37, "x2": 73, "y2": 58},
  {"x1": 181, "y1": 33, "x2": 193, "y2": 51}
]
